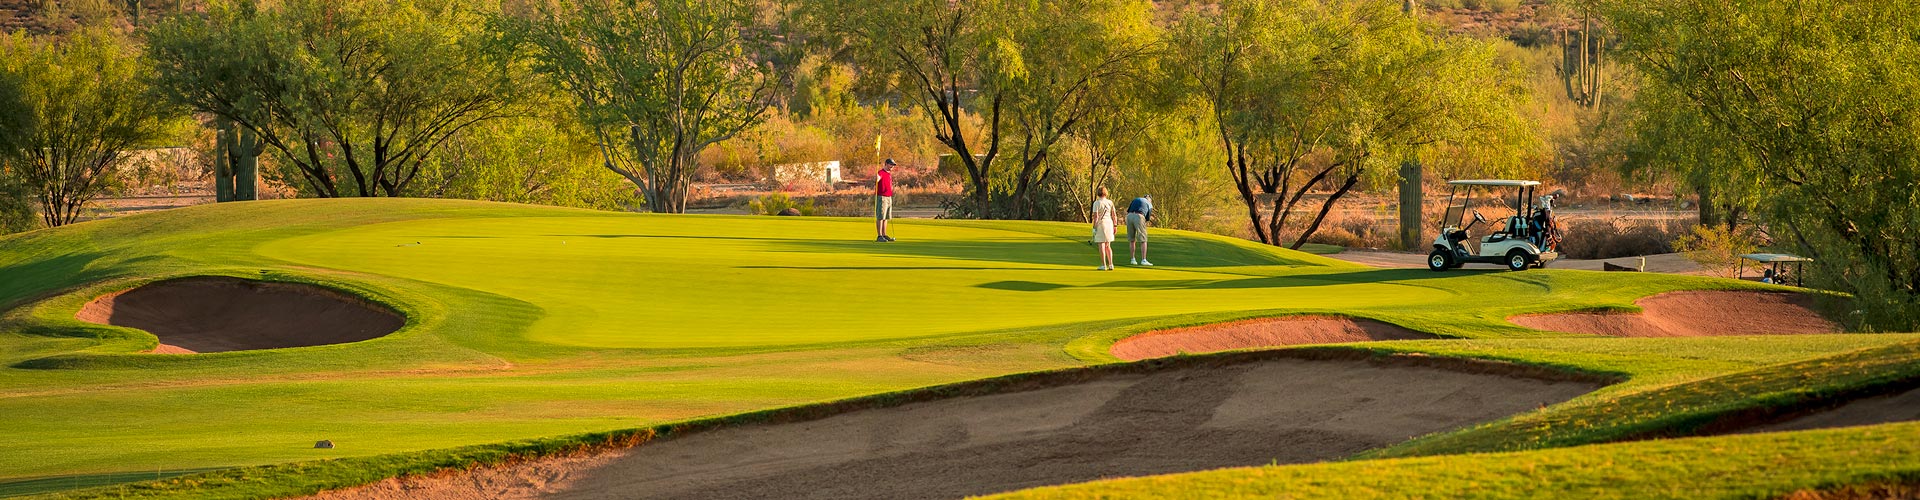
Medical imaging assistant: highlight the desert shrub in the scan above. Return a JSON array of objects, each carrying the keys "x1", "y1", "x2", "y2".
[
  {"x1": 748, "y1": 192, "x2": 817, "y2": 216},
  {"x1": 1508, "y1": 22, "x2": 1555, "y2": 48},
  {"x1": 1301, "y1": 207, "x2": 1396, "y2": 249},
  {"x1": 1558, "y1": 218, "x2": 1686, "y2": 259},
  {"x1": 411, "y1": 116, "x2": 641, "y2": 211},
  {"x1": 1673, "y1": 224, "x2": 1759, "y2": 278},
  {"x1": 0, "y1": 169, "x2": 35, "y2": 234}
]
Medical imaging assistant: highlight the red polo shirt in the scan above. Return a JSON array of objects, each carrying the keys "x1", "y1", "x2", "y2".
[{"x1": 876, "y1": 168, "x2": 894, "y2": 197}]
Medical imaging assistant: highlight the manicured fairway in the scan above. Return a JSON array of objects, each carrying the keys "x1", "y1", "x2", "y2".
[{"x1": 0, "y1": 199, "x2": 1912, "y2": 499}]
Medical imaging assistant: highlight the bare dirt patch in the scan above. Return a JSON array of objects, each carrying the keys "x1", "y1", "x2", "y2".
[
  {"x1": 1110, "y1": 316, "x2": 1436, "y2": 361},
  {"x1": 1510, "y1": 291, "x2": 1839, "y2": 337},
  {"x1": 306, "y1": 355, "x2": 1598, "y2": 500},
  {"x1": 76, "y1": 277, "x2": 403, "y2": 353}
]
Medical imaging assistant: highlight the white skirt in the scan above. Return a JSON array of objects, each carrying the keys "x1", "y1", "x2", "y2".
[{"x1": 1093, "y1": 220, "x2": 1115, "y2": 243}]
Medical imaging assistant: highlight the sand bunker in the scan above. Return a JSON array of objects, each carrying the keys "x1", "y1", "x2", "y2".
[
  {"x1": 1510, "y1": 291, "x2": 1838, "y2": 337},
  {"x1": 1743, "y1": 386, "x2": 1920, "y2": 435},
  {"x1": 1110, "y1": 316, "x2": 1436, "y2": 361},
  {"x1": 76, "y1": 277, "x2": 403, "y2": 353},
  {"x1": 308, "y1": 354, "x2": 1599, "y2": 500}
]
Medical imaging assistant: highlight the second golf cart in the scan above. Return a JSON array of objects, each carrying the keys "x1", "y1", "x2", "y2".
[{"x1": 1428, "y1": 179, "x2": 1562, "y2": 272}]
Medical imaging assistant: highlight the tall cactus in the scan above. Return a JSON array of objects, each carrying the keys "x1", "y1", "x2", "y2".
[
  {"x1": 1559, "y1": 7, "x2": 1604, "y2": 108},
  {"x1": 214, "y1": 120, "x2": 233, "y2": 202},
  {"x1": 233, "y1": 127, "x2": 259, "y2": 200},
  {"x1": 212, "y1": 118, "x2": 261, "y2": 202}
]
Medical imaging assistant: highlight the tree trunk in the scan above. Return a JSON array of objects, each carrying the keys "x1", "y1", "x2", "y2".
[
  {"x1": 1697, "y1": 183, "x2": 1718, "y2": 229},
  {"x1": 1290, "y1": 173, "x2": 1362, "y2": 250}
]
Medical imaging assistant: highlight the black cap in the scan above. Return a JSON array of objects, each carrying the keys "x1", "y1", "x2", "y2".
[{"x1": 884, "y1": 158, "x2": 897, "y2": 166}]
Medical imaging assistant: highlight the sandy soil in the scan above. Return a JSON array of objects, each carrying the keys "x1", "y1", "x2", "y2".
[
  {"x1": 76, "y1": 277, "x2": 404, "y2": 353},
  {"x1": 307, "y1": 357, "x2": 1598, "y2": 500},
  {"x1": 1110, "y1": 316, "x2": 1436, "y2": 361},
  {"x1": 1746, "y1": 386, "x2": 1920, "y2": 434},
  {"x1": 1510, "y1": 291, "x2": 1839, "y2": 337}
]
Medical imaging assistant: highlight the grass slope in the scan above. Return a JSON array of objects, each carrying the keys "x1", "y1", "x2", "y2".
[{"x1": 0, "y1": 198, "x2": 1907, "y2": 498}]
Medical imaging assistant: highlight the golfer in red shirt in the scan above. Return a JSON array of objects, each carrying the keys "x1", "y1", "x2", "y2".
[{"x1": 875, "y1": 158, "x2": 896, "y2": 242}]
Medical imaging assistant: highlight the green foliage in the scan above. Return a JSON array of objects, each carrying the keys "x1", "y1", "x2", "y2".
[
  {"x1": 1606, "y1": 0, "x2": 1920, "y2": 331},
  {"x1": 0, "y1": 173, "x2": 35, "y2": 235},
  {"x1": 1674, "y1": 224, "x2": 1759, "y2": 279},
  {"x1": 408, "y1": 116, "x2": 641, "y2": 211},
  {"x1": 145, "y1": 0, "x2": 527, "y2": 198},
  {"x1": 0, "y1": 28, "x2": 176, "y2": 227},
  {"x1": 1109, "y1": 105, "x2": 1237, "y2": 234},
  {"x1": 513, "y1": 0, "x2": 774, "y2": 213},
  {"x1": 797, "y1": 0, "x2": 1159, "y2": 219},
  {"x1": 1173, "y1": 0, "x2": 1539, "y2": 248},
  {"x1": 746, "y1": 192, "x2": 817, "y2": 216},
  {"x1": 0, "y1": 61, "x2": 33, "y2": 234}
]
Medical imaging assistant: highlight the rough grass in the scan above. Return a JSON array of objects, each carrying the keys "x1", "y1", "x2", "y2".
[{"x1": 0, "y1": 198, "x2": 1908, "y2": 499}]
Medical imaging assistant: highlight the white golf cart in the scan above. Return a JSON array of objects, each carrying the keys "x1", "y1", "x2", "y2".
[{"x1": 1427, "y1": 179, "x2": 1562, "y2": 272}]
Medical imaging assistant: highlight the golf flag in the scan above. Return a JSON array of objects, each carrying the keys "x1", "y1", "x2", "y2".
[{"x1": 875, "y1": 134, "x2": 882, "y2": 156}]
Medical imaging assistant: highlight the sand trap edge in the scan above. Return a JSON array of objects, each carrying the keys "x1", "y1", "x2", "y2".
[
  {"x1": 1110, "y1": 315, "x2": 1440, "y2": 361},
  {"x1": 1508, "y1": 290, "x2": 1841, "y2": 338},
  {"x1": 74, "y1": 276, "x2": 406, "y2": 354},
  {"x1": 284, "y1": 348, "x2": 1619, "y2": 498}
]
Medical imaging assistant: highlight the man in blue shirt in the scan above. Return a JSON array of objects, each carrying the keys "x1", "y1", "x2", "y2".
[{"x1": 1125, "y1": 195, "x2": 1153, "y2": 266}]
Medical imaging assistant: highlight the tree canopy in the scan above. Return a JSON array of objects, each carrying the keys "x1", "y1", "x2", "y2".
[
  {"x1": 0, "y1": 28, "x2": 176, "y2": 227},
  {"x1": 145, "y1": 0, "x2": 527, "y2": 198},
  {"x1": 1175, "y1": 0, "x2": 1535, "y2": 248},
  {"x1": 514, "y1": 0, "x2": 775, "y2": 213},
  {"x1": 799, "y1": 0, "x2": 1159, "y2": 219},
  {"x1": 1606, "y1": 0, "x2": 1920, "y2": 330}
]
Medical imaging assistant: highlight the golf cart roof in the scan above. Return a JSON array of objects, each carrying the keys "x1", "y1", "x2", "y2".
[
  {"x1": 1740, "y1": 253, "x2": 1812, "y2": 263},
  {"x1": 1447, "y1": 179, "x2": 1542, "y2": 187}
]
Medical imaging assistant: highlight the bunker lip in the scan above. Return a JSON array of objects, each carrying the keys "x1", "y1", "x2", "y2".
[
  {"x1": 304, "y1": 350, "x2": 1606, "y2": 500},
  {"x1": 1111, "y1": 316, "x2": 1437, "y2": 361},
  {"x1": 76, "y1": 276, "x2": 404, "y2": 353},
  {"x1": 1508, "y1": 290, "x2": 1839, "y2": 337}
]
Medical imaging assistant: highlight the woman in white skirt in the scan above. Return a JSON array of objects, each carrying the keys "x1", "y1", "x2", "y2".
[{"x1": 1091, "y1": 186, "x2": 1117, "y2": 270}]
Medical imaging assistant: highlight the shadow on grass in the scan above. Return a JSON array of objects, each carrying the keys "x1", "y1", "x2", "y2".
[
  {"x1": 974, "y1": 269, "x2": 1489, "y2": 292},
  {"x1": 0, "y1": 468, "x2": 228, "y2": 498},
  {"x1": 765, "y1": 236, "x2": 1302, "y2": 270}
]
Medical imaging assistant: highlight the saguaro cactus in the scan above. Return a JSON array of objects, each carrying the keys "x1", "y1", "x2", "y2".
[
  {"x1": 233, "y1": 127, "x2": 259, "y2": 201},
  {"x1": 1559, "y1": 8, "x2": 1605, "y2": 108},
  {"x1": 1399, "y1": 159, "x2": 1423, "y2": 251},
  {"x1": 214, "y1": 121, "x2": 233, "y2": 202},
  {"x1": 212, "y1": 118, "x2": 262, "y2": 202}
]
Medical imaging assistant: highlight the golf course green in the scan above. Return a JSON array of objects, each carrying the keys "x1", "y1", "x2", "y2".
[{"x1": 1, "y1": 198, "x2": 1916, "y2": 499}]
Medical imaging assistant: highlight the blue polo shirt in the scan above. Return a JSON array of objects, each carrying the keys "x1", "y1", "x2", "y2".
[{"x1": 1126, "y1": 197, "x2": 1152, "y2": 215}]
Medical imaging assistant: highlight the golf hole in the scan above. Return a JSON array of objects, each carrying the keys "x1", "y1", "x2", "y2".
[
  {"x1": 1110, "y1": 316, "x2": 1437, "y2": 361},
  {"x1": 76, "y1": 277, "x2": 404, "y2": 353},
  {"x1": 1509, "y1": 290, "x2": 1839, "y2": 337}
]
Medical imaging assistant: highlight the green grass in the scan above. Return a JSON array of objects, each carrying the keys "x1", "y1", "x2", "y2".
[
  {"x1": 0, "y1": 198, "x2": 1913, "y2": 499},
  {"x1": 991, "y1": 421, "x2": 1920, "y2": 499}
]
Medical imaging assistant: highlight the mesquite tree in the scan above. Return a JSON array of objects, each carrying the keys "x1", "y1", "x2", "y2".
[
  {"x1": 517, "y1": 0, "x2": 774, "y2": 213},
  {"x1": 0, "y1": 29, "x2": 174, "y2": 227},
  {"x1": 1608, "y1": 0, "x2": 1920, "y2": 331},
  {"x1": 799, "y1": 0, "x2": 1156, "y2": 219},
  {"x1": 1175, "y1": 0, "x2": 1533, "y2": 248},
  {"x1": 147, "y1": 0, "x2": 525, "y2": 198}
]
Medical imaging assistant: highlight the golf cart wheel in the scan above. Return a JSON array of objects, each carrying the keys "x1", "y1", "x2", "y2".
[
  {"x1": 1506, "y1": 250, "x2": 1531, "y2": 271},
  {"x1": 1428, "y1": 249, "x2": 1453, "y2": 272}
]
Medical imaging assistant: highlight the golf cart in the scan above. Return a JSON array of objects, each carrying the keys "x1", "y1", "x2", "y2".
[{"x1": 1428, "y1": 179, "x2": 1562, "y2": 272}]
